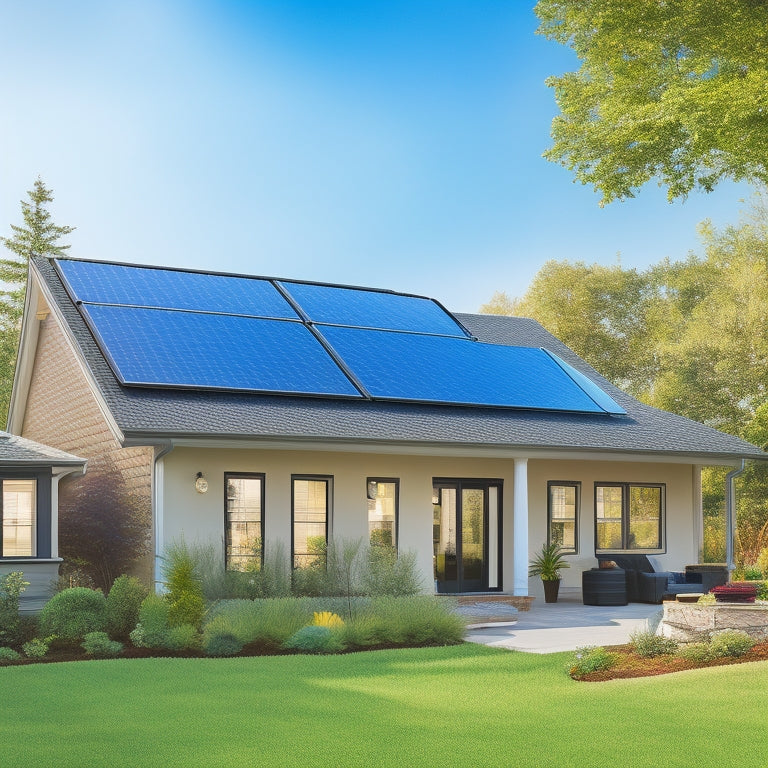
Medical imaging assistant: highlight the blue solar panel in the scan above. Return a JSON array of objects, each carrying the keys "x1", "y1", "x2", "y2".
[
  {"x1": 318, "y1": 326, "x2": 626, "y2": 413},
  {"x1": 280, "y1": 281, "x2": 469, "y2": 336},
  {"x1": 544, "y1": 352, "x2": 627, "y2": 415},
  {"x1": 56, "y1": 260, "x2": 298, "y2": 319},
  {"x1": 81, "y1": 305, "x2": 361, "y2": 396}
]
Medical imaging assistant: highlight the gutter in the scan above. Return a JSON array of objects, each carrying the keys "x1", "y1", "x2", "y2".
[
  {"x1": 152, "y1": 441, "x2": 175, "y2": 591},
  {"x1": 725, "y1": 459, "x2": 746, "y2": 575}
]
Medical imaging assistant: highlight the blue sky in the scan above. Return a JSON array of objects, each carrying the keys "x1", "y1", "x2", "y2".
[{"x1": 0, "y1": 1, "x2": 753, "y2": 312}]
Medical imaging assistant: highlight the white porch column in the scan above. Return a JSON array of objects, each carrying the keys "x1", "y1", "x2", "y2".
[
  {"x1": 692, "y1": 465, "x2": 703, "y2": 562},
  {"x1": 153, "y1": 456, "x2": 166, "y2": 591},
  {"x1": 512, "y1": 457, "x2": 529, "y2": 596}
]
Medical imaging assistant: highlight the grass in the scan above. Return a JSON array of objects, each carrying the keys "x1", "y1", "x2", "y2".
[{"x1": 1, "y1": 644, "x2": 767, "y2": 767}]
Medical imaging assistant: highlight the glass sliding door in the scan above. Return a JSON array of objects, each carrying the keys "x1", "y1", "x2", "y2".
[{"x1": 433, "y1": 479, "x2": 501, "y2": 593}]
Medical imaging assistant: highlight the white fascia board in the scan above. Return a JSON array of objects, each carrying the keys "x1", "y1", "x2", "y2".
[
  {"x1": 123, "y1": 435, "x2": 745, "y2": 467},
  {"x1": 11, "y1": 263, "x2": 125, "y2": 444}
]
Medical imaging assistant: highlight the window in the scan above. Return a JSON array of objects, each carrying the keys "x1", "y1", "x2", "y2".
[
  {"x1": 366, "y1": 478, "x2": 398, "y2": 548},
  {"x1": 292, "y1": 476, "x2": 330, "y2": 568},
  {"x1": 225, "y1": 474, "x2": 264, "y2": 571},
  {"x1": 547, "y1": 482, "x2": 579, "y2": 554},
  {"x1": 595, "y1": 483, "x2": 665, "y2": 553},
  {"x1": 1, "y1": 479, "x2": 37, "y2": 557}
]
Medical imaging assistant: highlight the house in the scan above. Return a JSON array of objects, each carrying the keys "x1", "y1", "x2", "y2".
[
  {"x1": 7, "y1": 256, "x2": 766, "y2": 601},
  {"x1": 0, "y1": 431, "x2": 85, "y2": 610}
]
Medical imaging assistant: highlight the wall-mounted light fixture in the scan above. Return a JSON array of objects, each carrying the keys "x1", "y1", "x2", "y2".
[
  {"x1": 366, "y1": 480, "x2": 378, "y2": 500},
  {"x1": 194, "y1": 472, "x2": 208, "y2": 494}
]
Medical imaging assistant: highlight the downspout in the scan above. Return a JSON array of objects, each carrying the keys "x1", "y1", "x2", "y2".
[
  {"x1": 725, "y1": 459, "x2": 746, "y2": 577},
  {"x1": 152, "y1": 441, "x2": 174, "y2": 591}
]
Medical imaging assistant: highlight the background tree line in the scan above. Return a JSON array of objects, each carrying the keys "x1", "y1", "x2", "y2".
[{"x1": 483, "y1": 199, "x2": 768, "y2": 566}]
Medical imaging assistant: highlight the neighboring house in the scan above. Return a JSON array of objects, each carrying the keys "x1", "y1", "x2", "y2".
[
  {"x1": 7, "y1": 256, "x2": 766, "y2": 600},
  {"x1": 0, "y1": 431, "x2": 85, "y2": 610}
]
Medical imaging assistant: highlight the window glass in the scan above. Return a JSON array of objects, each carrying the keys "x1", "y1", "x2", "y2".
[
  {"x1": 225, "y1": 475, "x2": 263, "y2": 571},
  {"x1": 367, "y1": 479, "x2": 398, "y2": 548},
  {"x1": 595, "y1": 483, "x2": 664, "y2": 552},
  {"x1": 548, "y1": 482, "x2": 579, "y2": 553},
  {"x1": 293, "y1": 477, "x2": 329, "y2": 568},
  {"x1": 2, "y1": 479, "x2": 36, "y2": 557}
]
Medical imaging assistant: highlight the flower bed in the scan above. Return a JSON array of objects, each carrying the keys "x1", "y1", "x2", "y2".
[{"x1": 711, "y1": 582, "x2": 758, "y2": 603}]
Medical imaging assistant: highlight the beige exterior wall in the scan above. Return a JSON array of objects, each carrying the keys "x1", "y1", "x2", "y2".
[
  {"x1": 162, "y1": 446, "x2": 698, "y2": 597},
  {"x1": 20, "y1": 315, "x2": 153, "y2": 585}
]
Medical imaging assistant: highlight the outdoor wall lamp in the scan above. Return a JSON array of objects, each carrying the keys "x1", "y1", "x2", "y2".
[{"x1": 194, "y1": 472, "x2": 209, "y2": 494}]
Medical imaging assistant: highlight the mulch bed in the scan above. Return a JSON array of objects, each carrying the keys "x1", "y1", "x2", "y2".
[{"x1": 574, "y1": 640, "x2": 768, "y2": 682}]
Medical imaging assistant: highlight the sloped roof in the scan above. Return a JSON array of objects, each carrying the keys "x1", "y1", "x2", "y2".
[
  {"x1": 28, "y1": 255, "x2": 766, "y2": 461},
  {"x1": 0, "y1": 431, "x2": 85, "y2": 467}
]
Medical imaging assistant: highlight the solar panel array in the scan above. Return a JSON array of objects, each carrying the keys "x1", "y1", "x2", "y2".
[{"x1": 54, "y1": 258, "x2": 626, "y2": 414}]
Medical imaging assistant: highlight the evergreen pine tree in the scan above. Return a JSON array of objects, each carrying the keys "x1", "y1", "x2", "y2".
[{"x1": 0, "y1": 178, "x2": 74, "y2": 427}]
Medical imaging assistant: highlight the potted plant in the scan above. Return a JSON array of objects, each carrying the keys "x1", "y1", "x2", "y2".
[{"x1": 529, "y1": 542, "x2": 570, "y2": 603}]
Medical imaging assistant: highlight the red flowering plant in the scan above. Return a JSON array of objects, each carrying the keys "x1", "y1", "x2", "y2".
[{"x1": 711, "y1": 583, "x2": 758, "y2": 603}]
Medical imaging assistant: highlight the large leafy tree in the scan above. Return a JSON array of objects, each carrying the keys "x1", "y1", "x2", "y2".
[
  {"x1": 0, "y1": 178, "x2": 74, "y2": 427},
  {"x1": 535, "y1": 0, "x2": 768, "y2": 203}
]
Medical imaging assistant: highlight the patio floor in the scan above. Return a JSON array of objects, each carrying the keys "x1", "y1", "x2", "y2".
[{"x1": 465, "y1": 594, "x2": 662, "y2": 654}]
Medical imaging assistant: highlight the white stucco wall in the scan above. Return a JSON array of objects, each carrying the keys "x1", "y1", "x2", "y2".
[{"x1": 159, "y1": 447, "x2": 700, "y2": 597}]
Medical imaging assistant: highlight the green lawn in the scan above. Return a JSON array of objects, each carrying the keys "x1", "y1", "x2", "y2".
[{"x1": 3, "y1": 644, "x2": 767, "y2": 768}]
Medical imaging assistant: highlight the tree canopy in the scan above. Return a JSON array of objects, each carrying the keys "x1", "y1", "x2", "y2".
[
  {"x1": 535, "y1": 0, "x2": 768, "y2": 203},
  {"x1": 0, "y1": 178, "x2": 74, "y2": 427}
]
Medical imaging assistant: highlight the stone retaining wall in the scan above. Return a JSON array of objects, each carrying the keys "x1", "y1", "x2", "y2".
[{"x1": 660, "y1": 602, "x2": 768, "y2": 643}]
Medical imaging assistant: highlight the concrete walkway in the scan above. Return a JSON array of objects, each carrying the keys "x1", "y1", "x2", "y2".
[{"x1": 466, "y1": 595, "x2": 662, "y2": 654}]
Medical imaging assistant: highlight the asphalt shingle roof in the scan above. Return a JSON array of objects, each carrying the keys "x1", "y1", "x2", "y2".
[
  {"x1": 0, "y1": 431, "x2": 85, "y2": 466},
  {"x1": 31, "y1": 256, "x2": 766, "y2": 461}
]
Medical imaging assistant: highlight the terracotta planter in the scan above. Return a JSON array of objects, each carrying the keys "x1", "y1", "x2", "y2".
[{"x1": 543, "y1": 578, "x2": 561, "y2": 603}]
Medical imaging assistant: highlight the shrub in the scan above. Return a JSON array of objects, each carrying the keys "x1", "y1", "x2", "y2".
[
  {"x1": 165, "y1": 624, "x2": 201, "y2": 652},
  {"x1": 82, "y1": 631, "x2": 123, "y2": 657},
  {"x1": 0, "y1": 571, "x2": 29, "y2": 646},
  {"x1": 131, "y1": 594, "x2": 170, "y2": 648},
  {"x1": 678, "y1": 643, "x2": 713, "y2": 662},
  {"x1": 282, "y1": 625, "x2": 343, "y2": 654},
  {"x1": 757, "y1": 547, "x2": 768, "y2": 578},
  {"x1": 105, "y1": 575, "x2": 148, "y2": 640},
  {"x1": 22, "y1": 637, "x2": 51, "y2": 658},
  {"x1": 361, "y1": 546, "x2": 422, "y2": 597},
  {"x1": 569, "y1": 646, "x2": 617, "y2": 678},
  {"x1": 39, "y1": 587, "x2": 107, "y2": 642},
  {"x1": 697, "y1": 592, "x2": 717, "y2": 605},
  {"x1": 203, "y1": 631, "x2": 244, "y2": 657},
  {"x1": 163, "y1": 541, "x2": 206, "y2": 629},
  {"x1": 741, "y1": 566, "x2": 764, "y2": 581},
  {"x1": 629, "y1": 630, "x2": 678, "y2": 657},
  {"x1": 343, "y1": 597, "x2": 465, "y2": 649},
  {"x1": 708, "y1": 630, "x2": 755, "y2": 658},
  {"x1": 756, "y1": 581, "x2": 768, "y2": 601},
  {"x1": 312, "y1": 611, "x2": 344, "y2": 629},
  {"x1": 0, "y1": 646, "x2": 20, "y2": 662}
]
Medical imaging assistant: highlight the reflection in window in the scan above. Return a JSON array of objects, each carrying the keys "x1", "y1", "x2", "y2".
[
  {"x1": 596, "y1": 483, "x2": 664, "y2": 552},
  {"x1": 367, "y1": 479, "x2": 398, "y2": 548},
  {"x1": 292, "y1": 477, "x2": 330, "y2": 568},
  {"x1": 2, "y1": 479, "x2": 37, "y2": 557},
  {"x1": 548, "y1": 482, "x2": 579, "y2": 554},
  {"x1": 225, "y1": 474, "x2": 263, "y2": 571}
]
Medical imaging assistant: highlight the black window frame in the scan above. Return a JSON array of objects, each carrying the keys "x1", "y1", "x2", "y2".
[
  {"x1": 224, "y1": 472, "x2": 265, "y2": 572},
  {"x1": 0, "y1": 470, "x2": 52, "y2": 560},
  {"x1": 547, "y1": 481, "x2": 580, "y2": 555},
  {"x1": 291, "y1": 474, "x2": 332, "y2": 569},
  {"x1": 594, "y1": 482, "x2": 666, "y2": 554},
  {"x1": 366, "y1": 477, "x2": 399, "y2": 550}
]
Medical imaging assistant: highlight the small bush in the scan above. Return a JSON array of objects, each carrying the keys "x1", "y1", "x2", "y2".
[
  {"x1": 629, "y1": 630, "x2": 678, "y2": 657},
  {"x1": 106, "y1": 575, "x2": 147, "y2": 640},
  {"x1": 0, "y1": 571, "x2": 29, "y2": 646},
  {"x1": 361, "y1": 546, "x2": 422, "y2": 597},
  {"x1": 282, "y1": 625, "x2": 343, "y2": 654},
  {"x1": 678, "y1": 643, "x2": 713, "y2": 662},
  {"x1": 82, "y1": 631, "x2": 123, "y2": 657},
  {"x1": 0, "y1": 646, "x2": 20, "y2": 662},
  {"x1": 203, "y1": 632, "x2": 244, "y2": 657},
  {"x1": 708, "y1": 630, "x2": 755, "y2": 658},
  {"x1": 165, "y1": 624, "x2": 201, "y2": 652},
  {"x1": 697, "y1": 592, "x2": 716, "y2": 605},
  {"x1": 569, "y1": 646, "x2": 617, "y2": 678},
  {"x1": 163, "y1": 541, "x2": 206, "y2": 629},
  {"x1": 39, "y1": 587, "x2": 107, "y2": 642},
  {"x1": 756, "y1": 547, "x2": 768, "y2": 578},
  {"x1": 312, "y1": 611, "x2": 344, "y2": 628},
  {"x1": 22, "y1": 637, "x2": 51, "y2": 658},
  {"x1": 756, "y1": 581, "x2": 768, "y2": 601},
  {"x1": 132, "y1": 594, "x2": 170, "y2": 648}
]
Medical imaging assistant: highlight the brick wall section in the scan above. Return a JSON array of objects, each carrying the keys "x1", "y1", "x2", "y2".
[{"x1": 21, "y1": 316, "x2": 154, "y2": 585}]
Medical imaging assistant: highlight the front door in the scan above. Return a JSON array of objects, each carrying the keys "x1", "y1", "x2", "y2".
[{"x1": 433, "y1": 479, "x2": 501, "y2": 593}]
